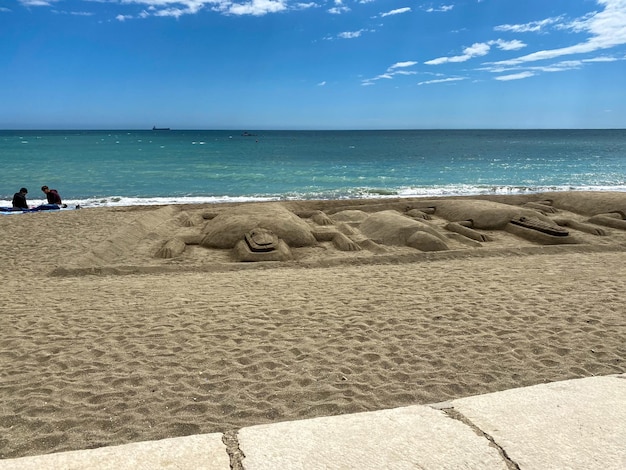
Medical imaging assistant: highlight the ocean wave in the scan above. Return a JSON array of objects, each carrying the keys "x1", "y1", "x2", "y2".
[{"x1": 3, "y1": 184, "x2": 625, "y2": 209}]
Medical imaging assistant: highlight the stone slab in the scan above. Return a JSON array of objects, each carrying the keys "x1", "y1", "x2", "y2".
[
  {"x1": 238, "y1": 404, "x2": 506, "y2": 469},
  {"x1": 0, "y1": 433, "x2": 230, "y2": 470},
  {"x1": 451, "y1": 374, "x2": 626, "y2": 470}
]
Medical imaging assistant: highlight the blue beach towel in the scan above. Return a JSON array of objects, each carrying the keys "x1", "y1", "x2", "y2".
[{"x1": 1, "y1": 204, "x2": 61, "y2": 214}]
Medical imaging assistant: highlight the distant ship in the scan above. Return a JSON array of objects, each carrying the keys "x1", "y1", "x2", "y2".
[{"x1": 152, "y1": 126, "x2": 170, "y2": 131}]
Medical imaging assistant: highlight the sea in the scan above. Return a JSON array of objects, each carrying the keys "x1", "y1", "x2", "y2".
[{"x1": 1, "y1": 129, "x2": 625, "y2": 208}]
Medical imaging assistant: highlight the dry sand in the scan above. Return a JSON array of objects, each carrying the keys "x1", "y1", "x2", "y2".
[{"x1": 1, "y1": 193, "x2": 625, "y2": 459}]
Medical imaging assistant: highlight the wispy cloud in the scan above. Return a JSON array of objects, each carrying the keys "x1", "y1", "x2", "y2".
[
  {"x1": 106, "y1": 0, "x2": 299, "y2": 19},
  {"x1": 425, "y1": 39, "x2": 525, "y2": 65},
  {"x1": 381, "y1": 7, "x2": 411, "y2": 17},
  {"x1": 583, "y1": 55, "x2": 622, "y2": 62},
  {"x1": 495, "y1": 71, "x2": 535, "y2": 81},
  {"x1": 18, "y1": 0, "x2": 57, "y2": 5},
  {"x1": 418, "y1": 77, "x2": 466, "y2": 85},
  {"x1": 420, "y1": 0, "x2": 626, "y2": 84},
  {"x1": 389, "y1": 61, "x2": 418, "y2": 69},
  {"x1": 492, "y1": 39, "x2": 526, "y2": 51},
  {"x1": 423, "y1": 4, "x2": 454, "y2": 13},
  {"x1": 425, "y1": 43, "x2": 489, "y2": 65},
  {"x1": 484, "y1": 54, "x2": 625, "y2": 76},
  {"x1": 324, "y1": 27, "x2": 375, "y2": 40},
  {"x1": 494, "y1": 16, "x2": 564, "y2": 33},
  {"x1": 328, "y1": 6, "x2": 350, "y2": 14},
  {"x1": 491, "y1": 0, "x2": 626, "y2": 66},
  {"x1": 362, "y1": 60, "x2": 418, "y2": 85},
  {"x1": 227, "y1": 0, "x2": 287, "y2": 16},
  {"x1": 328, "y1": 0, "x2": 349, "y2": 14},
  {"x1": 53, "y1": 10, "x2": 95, "y2": 16},
  {"x1": 337, "y1": 29, "x2": 366, "y2": 39}
]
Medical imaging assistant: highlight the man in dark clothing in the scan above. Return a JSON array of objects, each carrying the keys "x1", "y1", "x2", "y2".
[
  {"x1": 41, "y1": 185, "x2": 62, "y2": 205},
  {"x1": 12, "y1": 188, "x2": 28, "y2": 209}
]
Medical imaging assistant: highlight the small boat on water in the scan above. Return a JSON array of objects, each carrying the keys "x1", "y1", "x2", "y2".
[{"x1": 152, "y1": 126, "x2": 171, "y2": 131}]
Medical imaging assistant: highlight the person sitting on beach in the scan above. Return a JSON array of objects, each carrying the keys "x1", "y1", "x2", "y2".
[
  {"x1": 12, "y1": 188, "x2": 29, "y2": 209},
  {"x1": 41, "y1": 185, "x2": 62, "y2": 205}
]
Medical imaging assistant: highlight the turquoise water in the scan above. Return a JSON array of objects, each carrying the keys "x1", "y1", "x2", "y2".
[{"x1": 1, "y1": 129, "x2": 625, "y2": 207}]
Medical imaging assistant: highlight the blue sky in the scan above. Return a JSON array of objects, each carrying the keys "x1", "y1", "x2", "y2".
[{"x1": 1, "y1": 0, "x2": 625, "y2": 129}]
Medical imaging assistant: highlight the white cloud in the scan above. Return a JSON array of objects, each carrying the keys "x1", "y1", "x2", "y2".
[
  {"x1": 361, "y1": 61, "x2": 418, "y2": 85},
  {"x1": 481, "y1": 53, "x2": 626, "y2": 78},
  {"x1": 418, "y1": 77, "x2": 466, "y2": 85},
  {"x1": 326, "y1": 29, "x2": 374, "y2": 41},
  {"x1": 18, "y1": 0, "x2": 57, "y2": 5},
  {"x1": 338, "y1": 29, "x2": 371, "y2": 39},
  {"x1": 425, "y1": 38, "x2": 527, "y2": 65},
  {"x1": 492, "y1": 39, "x2": 526, "y2": 51},
  {"x1": 492, "y1": 0, "x2": 626, "y2": 66},
  {"x1": 425, "y1": 42, "x2": 491, "y2": 64},
  {"x1": 328, "y1": 6, "x2": 350, "y2": 14},
  {"x1": 424, "y1": 5, "x2": 454, "y2": 13},
  {"x1": 52, "y1": 9, "x2": 95, "y2": 16},
  {"x1": 495, "y1": 16, "x2": 564, "y2": 33},
  {"x1": 495, "y1": 71, "x2": 535, "y2": 81},
  {"x1": 99, "y1": 0, "x2": 296, "y2": 18},
  {"x1": 294, "y1": 2, "x2": 317, "y2": 9},
  {"x1": 381, "y1": 7, "x2": 411, "y2": 17},
  {"x1": 226, "y1": 0, "x2": 287, "y2": 16},
  {"x1": 583, "y1": 55, "x2": 620, "y2": 62},
  {"x1": 484, "y1": 60, "x2": 581, "y2": 75},
  {"x1": 317, "y1": 81, "x2": 326, "y2": 86},
  {"x1": 532, "y1": 60, "x2": 583, "y2": 72},
  {"x1": 388, "y1": 61, "x2": 418, "y2": 69}
]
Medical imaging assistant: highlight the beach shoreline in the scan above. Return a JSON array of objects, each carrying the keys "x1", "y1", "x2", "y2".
[{"x1": 1, "y1": 192, "x2": 625, "y2": 459}]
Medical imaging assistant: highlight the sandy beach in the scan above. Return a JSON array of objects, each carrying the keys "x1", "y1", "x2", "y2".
[{"x1": 1, "y1": 192, "x2": 625, "y2": 459}]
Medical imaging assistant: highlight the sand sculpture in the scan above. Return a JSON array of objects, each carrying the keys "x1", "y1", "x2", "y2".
[
  {"x1": 45, "y1": 191, "x2": 626, "y2": 275},
  {"x1": 149, "y1": 192, "x2": 626, "y2": 264},
  {"x1": 155, "y1": 203, "x2": 363, "y2": 262},
  {"x1": 404, "y1": 199, "x2": 582, "y2": 245}
]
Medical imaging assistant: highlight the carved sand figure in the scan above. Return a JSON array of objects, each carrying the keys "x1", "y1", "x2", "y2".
[
  {"x1": 199, "y1": 203, "x2": 317, "y2": 249},
  {"x1": 156, "y1": 203, "x2": 365, "y2": 261},
  {"x1": 50, "y1": 191, "x2": 626, "y2": 275},
  {"x1": 409, "y1": 199, "x2": 582, "y2": 245},
  {"x1": 232, "y1": 227, "x2": 292, "y2": 262},
  {"x1": 536, "y1": 191, "x2": 626, "y2": 234},
  {"x1": 156, "y1": 196, "x2": 615, "y2": 263},
  {"x1": 358, "y1": 210, "x2": 449, "y2": 252},
  {"x1": 587, "y1": 211, "x2": 626, "y2": 230},
  {"x1": 544, "y1": 191, "x2": 626, "y2": 216}
]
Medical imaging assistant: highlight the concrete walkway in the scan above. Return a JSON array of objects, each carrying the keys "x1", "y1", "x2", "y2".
[{"x1": 2, "y1": 374, "x2": 624, "y2": 469}]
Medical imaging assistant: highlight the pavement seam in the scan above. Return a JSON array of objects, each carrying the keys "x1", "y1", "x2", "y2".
[
  {"x1": 441, "y1": 407, "x2": 521, "y2": 470},
  {"x1": 222, "y1": 430, "x2": 245, "y2": 470}
]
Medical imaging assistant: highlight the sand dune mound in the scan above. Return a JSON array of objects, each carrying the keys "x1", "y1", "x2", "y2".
[{"x1": 62, "y1": 205, "x2": 182, "y2": 269}]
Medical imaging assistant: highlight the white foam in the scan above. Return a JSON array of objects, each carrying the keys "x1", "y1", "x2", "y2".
[{"x1": 3, "y1": 185, "x2": 625, "y2": 210}]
